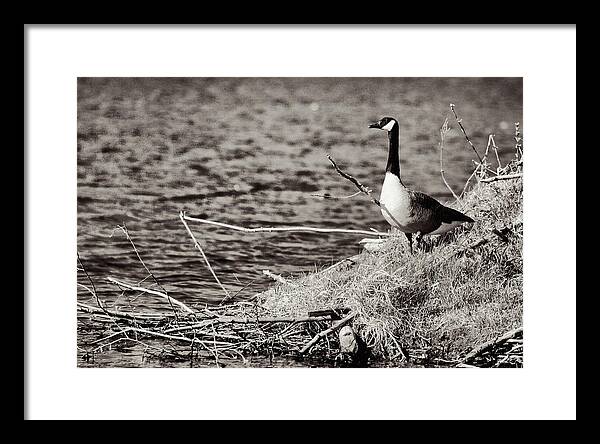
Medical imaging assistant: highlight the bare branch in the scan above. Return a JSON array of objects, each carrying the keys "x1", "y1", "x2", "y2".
[
  {"x1": 182, "y1": 213, "x2": 389, "y2": 238},
  {"x1": 77, "y1": 251, "x2": 112, "y2": 319},
  {"x1": 459, "y1": 168, "x2": 479, "y2": 199},
  {"x1": 311, "y1": 190, "x2": 362, "y2": 200},
  {"x1": 325, "y1": 154, "x2": 405, "y2": 231},
  {"x1": 77, "y1": 301, "x2": 170, "y2": 321},
  {"x1": 514, "y1": 122, "x2": 523, "y2": 160},
  {"x1": 114, "y1": 225, "x2": 180, "y2": 321},
  {"x1": 461, "y1": 327, "x2": 523, "y2": 364},
  {"x1": 262, "y1": 269, "x2": 295, "y2": 287},
  {"x1": 179, "y1": 211, "x2": 232, "y2": 305},
  {"x1": 299, "y1": 312, "x2": 356, "y2": 355},
  {"x1": 438, "y1": 117, "x2": 460, "y2": 201},
  {"x1": 93, "y1": 326, "x2": 231, "y2": 348},
  {"x1": 489, "y1": 134, "x2": 503, "y2": 172},
  {"x1": 480, "y1": 173, "x2": 523, "y2": 183},
  {"x1": 106, "y1": 277, "x2": 194, "y2": 314},
  {"x1": 450, "y1": 103, "x2": 484, "y2": 164}
]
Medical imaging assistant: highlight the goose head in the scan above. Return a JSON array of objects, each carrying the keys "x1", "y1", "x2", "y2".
[{"x1": 369, "y1": 117, "x2": 398, "y2": 132}]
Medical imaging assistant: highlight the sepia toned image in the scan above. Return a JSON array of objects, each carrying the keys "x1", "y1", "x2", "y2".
[{"x1": 76, "y1": 77, "x2": 523, "y2": 368}]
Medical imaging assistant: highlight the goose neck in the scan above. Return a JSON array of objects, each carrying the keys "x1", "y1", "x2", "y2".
[{"x1": 385, "y1": 127, "x2": 401, "y2": 179}]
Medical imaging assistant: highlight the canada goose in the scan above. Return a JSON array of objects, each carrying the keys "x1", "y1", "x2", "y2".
[{"x1": 369, "y1": 117, "x2": 474, "y2": 252}]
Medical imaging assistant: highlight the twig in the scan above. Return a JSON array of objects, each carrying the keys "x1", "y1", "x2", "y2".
[
  {"x1": 483, "y1": 134, "x2": 492, "y2": 159},
  {"x1": 450, "y1": 103, "x2": 484, "y2": 164},
  {"x1": 299, "y1": 312, "x2": 356, "y2": 355},
  {"x1": 479, "y1": 135, "x2": 491, "y2": 178},
  {"x1": 89, "y1": 328, "x2": 135, "y2": 345},
  {"x1": 459, "y1": 168, "x2": 479, "y2": 199},
  {"x1": 211, "y1": 323, "x2": 221, "y2": 366},
  {"x1": 448, "y1": 221, "x2": 521, "y2": 258},
  {"x1": 514, "y1": 122, "x2": 523, "y2": 160},
  {"x1": 326, "y1": 154, "x2": 405, "y2": 230},
  {"x1": 182, "y1": 213, "x2": 389, "y2": 238},
  {"x1": 438, "y1": 117, "x2": 460, "y2": 201},
  {"x1": 77, "y1": 283, "x2": 96, "y2": 298},
  {"x1": 196, "y1": 337, "x2": 221, "y2": 366},
  {"x1": 179, "y1": 211, "x2": 232, "y2": 305},
  {"x1": 389, "y1": 334, "x2": 407, "y2": 361},
  {"x1": 471, "y1": 159, "x2": 497, "y2": 177},
  {"x1": 114, "y1": 225, "x2": 180, "y2": 321},
  {"x1": 225, "y1": 315, "x2": 331, "y2": 324},
  {"x1": 228, "y1": 274, "x2": 264, "y2": 300},
  {"x1": 318, "y1": 254, "x2": 360, "y2": 274},
  {"x1": 461, "y1": 326, "x2": 523, "y2": 364},
  {"x1": 488, "y1": 134, "x2": 503, "y2": 172},
  {"x1": 106, "y1": 277, "x2": 194, "y2": 314},
  {"x1": 77, "y1": 301, "x2": 170, "y2": 321},
  {"x1": 326, "y1": 154, "x2": 373, "y2": 196},
  {"x1": 480, "y1": 173, "x2": 523, "y2": 183},
  {"x1": 262, "y1": 269, "x2": 295, "y2": 287},
  {"x1": 311, "y1": 191, "x2": 362, "y2": 200},
  {"x1": 99, "y1": 326, "x2": 230, "y2": 348},
  {"x1": 77, "y1": 252, "x2": 106, "y2": 312},
  {"x1": 493, "y1": 354, "x2": 514, "y2": 368},
  {"x1": 163, "y1": 315, "x2": 332, "y2": 334},
  {"x1": 76, "y1": 252, "x2": 120, "y2": 327}
]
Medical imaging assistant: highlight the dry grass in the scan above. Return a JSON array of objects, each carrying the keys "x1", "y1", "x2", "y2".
[
  {"x1": 256, "y1": 173, "x2": 523, "y2": 363},
  {"x1": 79, "y1": 153, "x2": 523, "y2": 367},
  {"x1": 78, "y1": 96, "x2": 524, "y2": 367}
]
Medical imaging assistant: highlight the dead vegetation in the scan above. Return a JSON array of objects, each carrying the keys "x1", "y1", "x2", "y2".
[{"x1": 77, "y1": 104, "x2": 523, "y2": 368}]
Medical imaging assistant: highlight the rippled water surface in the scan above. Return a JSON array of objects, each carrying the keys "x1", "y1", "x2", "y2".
[{"x1": 77, "y1": 77, "x2": 522, "y2": 314}]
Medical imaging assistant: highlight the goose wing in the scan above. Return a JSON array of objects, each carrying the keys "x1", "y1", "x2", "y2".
[
  {"x1": 409, "y1": 190, "x2": 474, "y2": 233},
  {"x1": 410, "y1": 190, "x2": 443, "y2": 213},
  {"x1": 411, "y1": 191, "x2": 473, "y2": 222},
  {"x1": 439, "y1": 204, "x2": 474, "y2": 224}
]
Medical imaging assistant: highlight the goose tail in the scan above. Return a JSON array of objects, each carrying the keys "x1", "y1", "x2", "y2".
[
  {"x1": 426, "y1": 206, "x2": 474, "y2": 235},
  {"x1": 441, "y1": 206, "x2": 474, "y2": 224}
]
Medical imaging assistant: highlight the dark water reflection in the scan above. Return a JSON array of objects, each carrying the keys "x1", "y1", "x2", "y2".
[{"x1": 78, "y1": 77, "x2": 522, "y2": 312}]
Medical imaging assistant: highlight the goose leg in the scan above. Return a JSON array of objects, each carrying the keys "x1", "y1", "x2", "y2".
[
  {"x1": 414, "y1": 231, "x2": 423, "y2": 251},
  {"x1": 404, "y1": 232, "x2": 413, "y2": 254}
]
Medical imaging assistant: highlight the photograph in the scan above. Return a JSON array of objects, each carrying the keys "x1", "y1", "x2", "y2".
[
  {"x1": 26, "y1": 25, "x2": 576, "y2": 420},
  {"x1": 76, "y1": 77, "x2": 523, "y2": 368}
]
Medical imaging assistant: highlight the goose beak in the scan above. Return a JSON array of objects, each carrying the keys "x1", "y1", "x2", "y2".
[{"x1": 369, "y1": 122, "x2": 380, "y2": 129}]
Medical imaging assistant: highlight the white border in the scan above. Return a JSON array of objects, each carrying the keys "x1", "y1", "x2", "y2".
[{"x1": 26, "y1": 26, "x2": 576, "y2": 420}]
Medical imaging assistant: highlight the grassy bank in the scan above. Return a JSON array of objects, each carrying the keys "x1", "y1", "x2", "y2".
[
  {"x1": 78, "y1": 112, "x2": 524, "y2": 368},
  {"x1": 79, "y1": 172, "x2": 522, "y2": 368},
  {"x1": 256, "y1": 172, "x2": 523, "y2": 365}
]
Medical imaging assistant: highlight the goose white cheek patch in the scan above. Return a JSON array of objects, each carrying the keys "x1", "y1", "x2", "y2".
[{"x1": 382, "y1": 120, "x2": 396, "y2": 131}]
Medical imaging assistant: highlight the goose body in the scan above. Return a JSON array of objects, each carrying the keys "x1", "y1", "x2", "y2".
[
  {"x1": 380, "y1": 172, "x2": 472, "y2": 235},
  {"x1": 369, "y1": 117, "x2": 474, "y2": 248}
]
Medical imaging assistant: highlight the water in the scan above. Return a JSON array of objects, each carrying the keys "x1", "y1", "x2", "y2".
[{"x1": 77, "y1": 77, "x2": 523, "y2": 314}]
